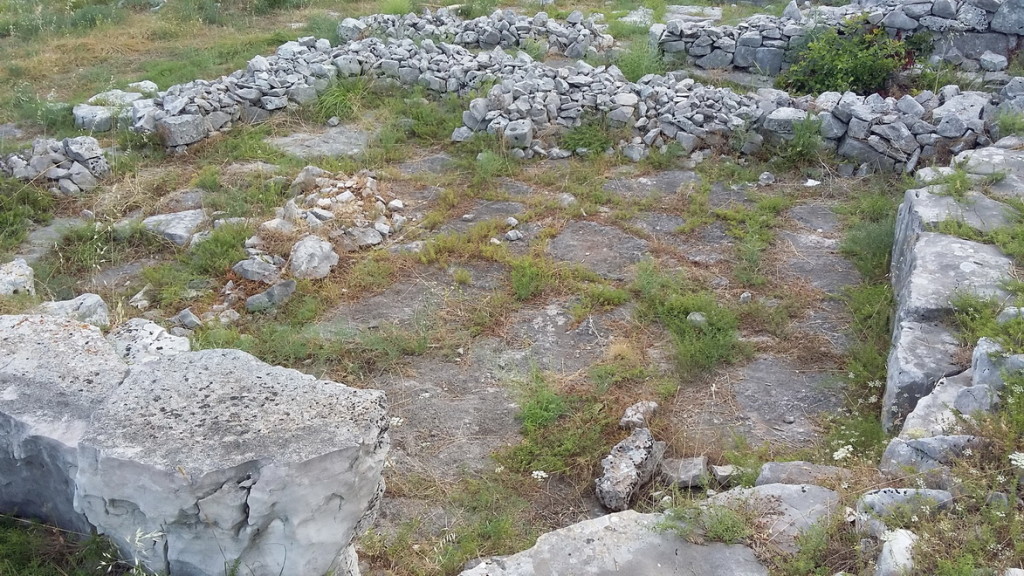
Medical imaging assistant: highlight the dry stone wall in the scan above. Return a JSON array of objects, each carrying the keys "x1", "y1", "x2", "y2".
[{"x1": 653, "y1": 0, "x2": 1024, "y2": 75}]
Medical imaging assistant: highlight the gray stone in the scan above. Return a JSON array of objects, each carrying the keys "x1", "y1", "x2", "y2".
[
  {"x1": 755, "y1": 461, "x2": 850, "y2": 486},
  {"x1": 763, "y1": 107, "x2": 807, "y2": 135},
  {"x1": 246, "y1": 280, "x2": 297, "y2": 313},
  {"x1": 595, "y1": 428, "x2": 665, "y2": 511},
  {"x1": 62, "y1": 136, "x2": 104, "y2": 163},
  {"x1": 661, "y1": 456, "x2": 708, "y2": 487},
  {"x1": 172, "y1": 308, "x2": 202, "y2": 330},
  {"x1": 336, "y1": 17, "x2": 367, "y2": 41},
  {"x1": 933, "y1": 0, "x2": 958, "y2": 18},
  {"x1": 106, "y1": 317, "x2": 191, "y2": 365},
  {"x1": 504, "y1": 119, "x2": 534, "y2": 148},
  {"x1": 871, "y1": 121, "x2": 918, "y2": 153},
  {"x1": 72, "y1": 104, "x2": 114, "y2": 132},
  {"x1": 267, "y1": 125, "x2": 370, "y2": 159},
  {"x1": 930, "y1": 92, "x2": 989, "y2": 125},
  {"x1": 548, "y1": 221, "x2": 649, "y2": 280},
  {"x1": 882, "y1": 320, "x2": 962, "y2": 432},
  {"x1": 819, "y1": 113, "x2": 847, "y2": 139},
  {"x1": 838, "y1": 136, "x2": 896, "y2": 171},
  {"x1": 451, "y1": 126, "x2": 474, "y2": 142},
  {"x1": 0, "y1": 315, "x2": 128, "y2": 532},
  {"x1": 233, "y1": 258, "x2": 279, "y2": 283},
  {"x1": 349, "y1": 227, "x2": 384, "y2": 248},
  {"x1": 142, "y1": 209, "x2": 206, "y2": 246},
  {"x1": 991, "y1": 0, "x2": 1024, "y2": 34},
  {"x1": 708, "y1": 484, "x2": 839, "y2": 554},
  {"x1": 0, "y1": 258, "x2": 35, "y2": 295},
  {"x1": 936, "y1": 114, "x2": 968, "y2": 138},
  {"x1": 892, "y1": 232, "x2": 1012, "y2": 324},
  {"x1": 156, "y1": 114, "x2": 208, "y2": 147},
  {"x1": 460, "y1": 510, "x2": 768, "y2": 576},
  {"x1": 620, "y1": 400, "x2": 658, "y2": 429},
  {"x1": 752, "y1": 47, "x2": 784, "y2": 75},
  {"x1": 881, "y1": 8, "x2": 919, "y2": 29},
  {"x1": 76, "y1": 348, "x2": 388, "y2": 576},
  {"x1": 899, "y1": 186, "x2": 1016, "y2": 236},
  {"x1": 897, "y1": 95, "x2": 926, "y2": 117},
  {"x1": 68, "y1": 162, "x2": 98, "y2": 191},
  {"x1": 875, "y1": 529, "x2": 917, "y2": 576},
  {"x1": 289, "y1": 235, "x2": 339, "y2": 280},
  {"x1": 782, "y1": 0, "x2": 802, "y2": 21},
  {"x1": 695, "y1": 49, "x2": 733, "y2": 69},
  {"x1": 980, "y1": 50, "x2": 1009, "y2": 71},
  {"x1": 35, "y1": 293, "x2": 110, "y2": 327}
]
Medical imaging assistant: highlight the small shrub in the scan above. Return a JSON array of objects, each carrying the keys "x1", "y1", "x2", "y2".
[
  {"x1": 315, "y1": 78, "x2": 374, "y2": 122},
  {"x1": 560, "y1": 116, "x2": 615, "y2": 153},
  {"x1": 840, "y1": 217, "x2": 896, "y2": 280},
  {"x1": 778, "y1": 17, "x2": 909, "y2": 94},
  {"x1": 510, "y1": 257, "x2": 549, "y2": 301},
  {"x1": 633, "y1": 260, "x2": 743, "y2": 374},
  {"x1": 379, "y1": 0, "x2": 418, "y2": 15},
  {"x1": 614, "y1": 40, "x2": 666, "y2": 82},
  {"x1": 458, "y1": 0, "x2": 497, "y2": 19},
  {"x1": 996, "y1": 110, "x2": 1024, "y2": 137}
]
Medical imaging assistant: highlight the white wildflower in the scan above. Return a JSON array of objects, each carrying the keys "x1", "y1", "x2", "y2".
[
  {"x1": 832, "y1": 445, "x2": 854, "y2": 461},
  {"x1": 531, "y1": 470, "x2": 549, "y2": 481},
  {"x1": 1010, "y1": 452, "x2": 1024, "y2": 471}
]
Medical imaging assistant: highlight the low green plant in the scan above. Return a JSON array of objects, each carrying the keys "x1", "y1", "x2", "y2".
[
  {"x1": 0, "y1": 515, "x2": 118, "y2": 576},
  {"x1": 559, "y1": 116, "x2": 615, "y2": 153},
  {"x1": 997, "y1": 111, "x2": 1024, "y2": 137},
  {"x1": 379, "y1": 0, "x2": 418, "y2": 16},
  {"x1": 315, "y1": 78, "x2": 374, "y2": 122},
  {"x1": 773, "y1": 116, "x2": 824, "y2": 169},
  {"x1": 457, "y1": 0, "x2": 498, "y2": 19},
  {"x1": 632, "y1": 260, "x2": 744, "y2": 374},
  {"x1": 510, "y1": 257, "x2": 549, "y2": 301},
  {"x1": 614, "y1": 39, "x2": 667, "y2": 82},
  {"x1": 777, "y1": 17, "x2": 909, "y2": 94}
]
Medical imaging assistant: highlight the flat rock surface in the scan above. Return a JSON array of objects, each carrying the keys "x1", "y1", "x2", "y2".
[
  {"x1": 82, "y1": 348, "x2": 387, "y2": 470},
  {"x1": 602, "y1": 170, "x2": 698, "y2": 199},
  {"x1": 440, "y1": 200, "x2": 526, "y2": 234},
  {"x1": 13, "y1": 217, "x2": 85, "y2": 264},
  {"x1": 730, "y1": 355, "x2": 844, "y2": 445},
  {"x1": 708, "y1": 483, "x2": 840, "y2": 554},
  {"x1": 266, "y1": 124, "x2": 371, "y2": 158},
  {"x1": 370, "y1": 357, "x2": 518, "y2": 480},
  {"x1": 460, "y1": 510, "x2": 768, "y2": 576},
  {"x1": 548, "y1": 221, "x2": 649, "y2": 280}
]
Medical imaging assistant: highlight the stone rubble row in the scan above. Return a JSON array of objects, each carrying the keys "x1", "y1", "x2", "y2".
[
  {"x1": 653, "y1": 0, "x2": 1024, "y2": 76},
  {"x1": 25, "y1": 5, "x2": 1013, "y2": 176},
  {"x1": 0, "y1": 136, "x2": 109, "y2": 196}
]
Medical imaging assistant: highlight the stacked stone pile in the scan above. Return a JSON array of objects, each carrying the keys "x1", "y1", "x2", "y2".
[
  {"x1": 0, "y1": 136, "x2": 109, "y2": 195},
  {"x1": 345, "y1": 8, "x2": 614, "y2": 58},
  {"x1": 0, "y1": 313, "x2": 390, "y2": 576},
  {"x1": 653, "y1": 0, "x2": 1024, "y2": 75},
  {"x1": 38, "y1": 5, "x2": 1016, "y2": 173}
]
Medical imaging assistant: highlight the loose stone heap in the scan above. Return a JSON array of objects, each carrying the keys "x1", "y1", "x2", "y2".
[
  {"x1": 344, "y1": 8, "x2": 614, "y2": 59},
  {"x1": 653, "y1": 0, "x2": 1024, "y2": 75},
  {"x1": 0, "y1": 136, "x2": 110, "y2": 195},
  {"x1": 0, "y1": 313, "x2": 389, "y2": 576}
]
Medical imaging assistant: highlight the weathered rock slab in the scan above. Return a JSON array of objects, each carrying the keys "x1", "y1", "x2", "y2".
[
  {"x1": 548, "y1": 221, "x2": 648, "y2": 280},
  {"x1": 76, "y1": 348, "x2": 389, "y2": 576},
  {"x1": 0, "y1": 315, "x2": 128, "y2": 532},
  {"x1": 460, "y1": 510, "x2": 768, "y2": 576}
]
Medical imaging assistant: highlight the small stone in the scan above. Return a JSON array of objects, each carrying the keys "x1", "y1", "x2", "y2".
[
  {"x1": 758, "y1": 172, "x2": 775, "y2": 185},
  {"x1": 172, "y1": 308, "x2": 203, "y2": 329},
  {"x1": 619, "y1": 400, "x2": 658, "y2": 429},
  {"x1": 505, "y1": 229, "x2": 524, "y2": 241},
  {"x1": 686, "y1": 311, "x2": 707, "y2": 327},
  {"x1": 0, "y1": 258, "x2": 35, "y2": 295}
]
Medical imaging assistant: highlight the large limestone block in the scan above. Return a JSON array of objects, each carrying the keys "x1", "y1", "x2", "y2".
[
  {"x1": 35, "y1": 293, "x2": 110, "y2": 328},
  {"x1": 0, "y1": 315, "x2": 128, "y2": 532},
  {"x1": 954, "y1": 147, "x2": 1024, "y2": 200},
  {"x1": 707, "y1": 483, "x2": 839, "y2": 554},
  {"x1": 891, "y1": 232, "x2": 1012, "y2": 325},
  {"x1": 142, "y1": 209, "x2": 206, "y2": 246},
  {"x1": 882, "y1": 320, "x2": 962, "y2": 432},
  {"x1": 460, "y1": 510, "x2": 768, "y2": 576},
  {"x1": 75, "y1": 349, "x2": 389, "y2": 576},
  {"x1": 897, "y1": 186, "x2": 1016, "y2": 237}
]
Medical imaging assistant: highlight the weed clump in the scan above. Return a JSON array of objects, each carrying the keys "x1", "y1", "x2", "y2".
[{"x1": 632, "y1": 260, "x2": 743, "y2": 374}]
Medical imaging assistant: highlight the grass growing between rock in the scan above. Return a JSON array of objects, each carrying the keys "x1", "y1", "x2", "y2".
[
  {"x1": 632, "y1": 259, "x2": 744, "y2": 375},
  {"x1": 0, "y1": 179, "x2": 54, "y2": 257},
  {"x1": 0, "y1": 516, "x2": 120, "y2": 576}
]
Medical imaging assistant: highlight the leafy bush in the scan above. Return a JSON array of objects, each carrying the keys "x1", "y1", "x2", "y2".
[
  {"x1": 778, "y1": 18, "x2": 909, "y2": 94},
  {"x1": 614, "y1": 40, "x2": 666, "y2": 82}
]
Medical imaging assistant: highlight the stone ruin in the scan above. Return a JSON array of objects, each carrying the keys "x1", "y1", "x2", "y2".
[
  {"x1": 4, "y1": 0, "x2": 1024, "y2": 574},
  {"x1": 0, "y1": 3, "x2": 1010, "y2": 176}
]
